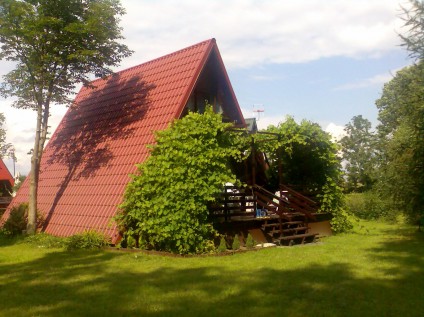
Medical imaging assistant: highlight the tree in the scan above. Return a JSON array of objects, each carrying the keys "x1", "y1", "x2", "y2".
[
  {"x1": 116, "y1": 107, "x2": 247, "y2": 254},
  {"x1": 0, "y1": 0, "x2": 132, "y2": 234},
  {"x1": 375, "y1": 62, "x2": 424, "y2": 218},
  {"x1": 0, "y1": 113, "x2": 11, "y2": 157},
  {"x1": 400, "y1": 0, "x2": 424, "y2": 60},
  {"x1": 13, "y1": 174, "x2": 27, "y2": 194},
  {"x1": 340, "y1": 115, "x2": 377, "y2": 192}
]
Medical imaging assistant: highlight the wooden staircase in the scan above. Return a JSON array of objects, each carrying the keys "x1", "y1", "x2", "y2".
[
  {"x1": 261, "y1": 213, "x2": 317, "y2": 246},
  {"x1": 253, "y1": 185, "x2": 318, "y2": 246}
]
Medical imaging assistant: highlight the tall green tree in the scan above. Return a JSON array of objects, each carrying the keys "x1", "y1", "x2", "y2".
[
  {"x1": 375, "y1": 62, "x2": 424, "y2": 217},
  {"x1": 340, "y1": 115, "x2": 377, "y2": 192},
  {"x1": 0, "y1": 0, "x2": 132, "y2": 234},
  {"x1": 400, "y1": 0, "x2": 424, "y2": 60}
]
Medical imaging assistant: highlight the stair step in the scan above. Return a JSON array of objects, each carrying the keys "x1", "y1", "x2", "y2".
[
  {"x1": 262, "y1": 220, "x2": 304, "y2": 228},
  {"x1": 279, "y1": 233, "x2": 316, "y2": 240},
  {"x1": 274, "y1": 233, "x2": 317, "y2": 246},
  {"x1": 267, "y1": 226, "x2": 309, "y2": 236},
  {"x1": 283, "y1": 221, "x2": 304, "y2": 226}
]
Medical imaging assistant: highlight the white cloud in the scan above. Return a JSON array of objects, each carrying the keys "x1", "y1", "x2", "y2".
[
  {"x1": 0, "y1": 0, "x2": 409, "y2": 174},
  {"x1": 325, "y1": 123, "x2": 346, "y2": 141},
  {"x1": 119, "y1": 0, "x2": 405, "y2": 69},
  {"x1": 242, "y1": 107, "x2": 346, "y2": 143},
  {"x1": 334, "y1": 70, "x2": 398, "y2": 90},
  {"x1": 248, "y1": 74, "x2": 277, "y2": 82},
  {"x1": 241, "y1": 107, "x2": 287, "y2": 130}
]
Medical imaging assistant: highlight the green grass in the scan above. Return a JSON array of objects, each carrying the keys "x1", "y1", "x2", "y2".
[{"x1": 0, "y1": 220, "x2": 423, "y2": 317}]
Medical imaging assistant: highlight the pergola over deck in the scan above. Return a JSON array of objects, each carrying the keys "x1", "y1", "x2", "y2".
[{"x1": 209, "y1": 130, "x2": 323, "y2": 245}]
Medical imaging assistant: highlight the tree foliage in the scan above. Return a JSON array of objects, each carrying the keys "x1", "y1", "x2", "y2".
[
  {"x1": 0, "y1": 0, "x2": 131, "y2": 106},
  {"x1": 400, "y1": 0, "x2": 424, "y2": 60},
  {"x1": 340, "y1": 115, "x2": 377, "y2": 192},
  {"x1": 0, "y1": 113, "x2": 11, "y2": 158},
  {"x1": 0, "y1": 0, "x2": 132, "y2": 234},
  {"x1": 256, "y1": 117, "x2": 352, "y2": 232},
  {"x1": 116, "y1": 107, "x2": 247, "y2": 254},
  {"x1": 375, "y1": 62, "x2": 424, "y2": 218}
]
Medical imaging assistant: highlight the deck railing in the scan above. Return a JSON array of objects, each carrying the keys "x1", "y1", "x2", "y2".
[
  {"x1": 210, "y1": 184, "x2": 318, "y2": 221},
  {"x1": 209, "y1": 185, "x2": 256, "y2": 221}
]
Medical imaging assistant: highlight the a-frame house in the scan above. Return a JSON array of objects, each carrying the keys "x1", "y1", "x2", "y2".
[{"x1": 2, "y1": 39, "x2": 245, "y2": 243}]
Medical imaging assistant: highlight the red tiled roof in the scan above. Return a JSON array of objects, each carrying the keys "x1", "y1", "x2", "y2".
[
  {"x1": 2, "y1": 39, "x2": 244, "y2": 242},
  {"x1": 0, "y1": 159, "x2": 14, "y2": 187}
]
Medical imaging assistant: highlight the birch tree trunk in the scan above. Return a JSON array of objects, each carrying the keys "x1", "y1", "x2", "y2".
[{"x1": 27, "y1": 106, "x2": 43, "y2": 234}]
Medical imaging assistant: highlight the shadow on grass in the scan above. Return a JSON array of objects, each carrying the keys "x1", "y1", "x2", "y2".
[
  {"x1": 0, "y1": 234, "x2": 24, "y2": 247},
  {"x1": 1, "y1": 232, "x2": 424, "y2": 317},
  {"x1": 368, "y1": 227, "x2": 424, "y2": 280}
]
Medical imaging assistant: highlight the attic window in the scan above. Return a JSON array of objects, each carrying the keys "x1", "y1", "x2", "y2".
[{"x1": 185, "y1": 91, "x2": 212, "y2": 114}]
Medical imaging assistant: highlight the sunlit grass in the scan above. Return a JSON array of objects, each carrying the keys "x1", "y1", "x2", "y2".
[{"x1": 0, "y1": 220, "x2": 423, "y2": 317}]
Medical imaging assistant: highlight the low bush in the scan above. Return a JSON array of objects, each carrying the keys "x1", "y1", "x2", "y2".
[
  {"x1": 126, "y1": 235, "x2": 137, "y2": 248},
  {"x1": 232, "y1": 234, "x2": 240, "y2": 250},
  {"x1": 65, "y1": 230, "x2": 110, "y2": 251},
  {"x1": 245, "y1": 233, "x2": 255, "y2": 249},
  {"x1": 345, "y1": 192, "x2": 390, "y2": 220},
  {"x1": 24, "y1": 233, "x2": 66, "y2": 249},
  {"x1": 217, "y1": 236, "x2": 227, "y2": 253},
  {"x1": 2, "y1": 203, "x2": 43, "y2": 236}
]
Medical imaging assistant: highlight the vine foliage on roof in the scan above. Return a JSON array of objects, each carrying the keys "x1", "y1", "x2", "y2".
[{"x1": 116, "y1": 107, "x2": 248, "y2": 254}]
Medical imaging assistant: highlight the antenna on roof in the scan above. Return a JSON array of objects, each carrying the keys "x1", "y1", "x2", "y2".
[{"x1": 252, "y1": 104, "x2": 264, "y2": 121}]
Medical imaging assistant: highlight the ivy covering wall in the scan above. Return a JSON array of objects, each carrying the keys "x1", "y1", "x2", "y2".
[{"x1": 116, "y1": 107, "x2": 247, "y2": 254}]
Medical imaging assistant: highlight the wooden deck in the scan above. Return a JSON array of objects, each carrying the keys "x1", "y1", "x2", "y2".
[{"x1": 210, "y1": 185, "x2": 322, "y2": 246}]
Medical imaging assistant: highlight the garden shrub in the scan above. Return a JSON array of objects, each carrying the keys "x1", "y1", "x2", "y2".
[
  {"x1": 345, "y1": 191, "x2": 390, "y2": 220},
  {"x1": 2, "y1": 203, "x2": 43, "y2": 236},
  {"x1": 217, "y1": 236, "x2": 227, "y2": 253},
  {"x1": 232, "y1": 234, "x2": 240, "y2": 250},
  {"x1": 245, "y1": 233, "x2": 255, "y2": 249},
  {"x1": 126, "y1": 235, "x2": 137, "y2": 248},
  {"x1": 116, "y1": 107, "x2": 247, "y2": 254},
  {"x1": 24, "y1": 233, "x2": 66, "y2": 249},
  {"x1": 65, "y1": 230, "x2": 110, "y2": 251}
]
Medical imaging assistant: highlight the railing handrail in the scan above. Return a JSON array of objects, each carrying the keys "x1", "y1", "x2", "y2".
[
  {"x1": 252, "y1": 184, "x2": 289, "y2": 212},
  {"x1": 253, "y1": 185, "x2": 316, "y2": 220},
  {"x1": 279, "y1": 184, "x2": 317, "y2": 205}
]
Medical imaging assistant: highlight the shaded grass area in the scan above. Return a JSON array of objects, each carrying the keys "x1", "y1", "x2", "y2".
[{"x1": 0, "y1": 221, "x2": 423, "y2": 317}]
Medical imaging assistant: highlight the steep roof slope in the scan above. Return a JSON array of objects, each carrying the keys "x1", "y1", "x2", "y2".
[{"x1": 3, "y1": 39, "x2": 244, "y2": 242}]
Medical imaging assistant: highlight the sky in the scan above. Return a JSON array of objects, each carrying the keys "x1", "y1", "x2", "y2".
[{"x1": 0, "y1": 0, "x2": 413, "y2": 176}]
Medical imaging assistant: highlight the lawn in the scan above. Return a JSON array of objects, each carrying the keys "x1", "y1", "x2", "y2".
[{"x1": 0, "y1": 220, "x2": 423, "y2": 317}]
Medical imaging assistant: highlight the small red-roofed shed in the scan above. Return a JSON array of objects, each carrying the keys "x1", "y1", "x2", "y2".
[
  {"x1": 2, "y1": 39, "x2": 245, "y2": 243},
  {"x1": 0, "y1": 159, "x2": 14, "y2": 188},
  {"x1": 0, "y1": 159, "x2": 14, "y2": 212}
]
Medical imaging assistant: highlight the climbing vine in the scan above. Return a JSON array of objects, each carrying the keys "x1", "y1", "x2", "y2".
[
  {"x1": 256, "y1": 117, "x2": 352, "y2": 232},
  {"x1": 116, "y1": 107, "x2": 247, "y2": 254}
]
